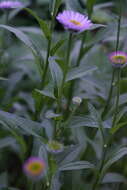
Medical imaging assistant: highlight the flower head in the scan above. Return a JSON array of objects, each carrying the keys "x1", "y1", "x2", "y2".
[
  {"x1": 72, "y1": 96, "x2": 82, "y2": 105},
  {"x1": 56, "y1": 10, "x2": 92, "y2": 32},
  {"x1": 109, "y1": 51, "x2": 127, "y2": 68},
  {"x1": 0, "y1": 1, "x2": 23, "y2": 9},
  {"x1": 46, "y1": 140, "x2": 64, "y2": 154},
  {"x1": 23, "y1": 157, "x2": 46, "y2": 180}
]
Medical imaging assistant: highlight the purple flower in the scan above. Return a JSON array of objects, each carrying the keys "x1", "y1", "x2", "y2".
[
  {"x1": 46, "y1": 140, "x2": 64, "y2": 154},
  {"x1": 0, "y1": 1, "x2": 23, "y2": 9},
  {"x1": 109, "y1": 51, "x2": 127, "y2": 68},
  {"x1": 23, "y1": 157, "x2": 46, "y2": 180},
  {"x1": 56, "y1": 10, "x2": 92, "y2": 32}
]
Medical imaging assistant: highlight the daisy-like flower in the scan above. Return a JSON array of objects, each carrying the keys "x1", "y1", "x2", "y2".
[
  {"x1": 109, "y1": 51, "x2": 127, "y2": 68},
  {"x1": 46, "y1": 140, "x2": 64, "y2": 154},
  {"x1": 0, "y1": 1, "x2": 23, "y2": 9},
  {"x1": 56, "y1": 10, "x2": 92, "y2": 32},
  {"x1": 23, "y1": 157, "x2": 46, "y2": 180}
]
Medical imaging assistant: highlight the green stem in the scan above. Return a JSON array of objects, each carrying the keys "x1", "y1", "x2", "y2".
[
  {"x1": 92, "y1": 2, "x2": 122, "y2": 189},
  {"x1": 34, "y1": 0, "x2": 58, "y2": 120},
  {"x1": 42, "y1": 0, "x2": 57, "y2": 88},
  {"x1": 102, "y1": 1, "x2": 122, "y2": 120},
  {"x1": 66, "y1": 33, "x2": 87, "y2": 113},
  {"x1": 112, "y1": 69, "x2": 121, "y2": 128},
  {"x1": 57, "y1": 33, "x2": 73, "y2": 112},
  {"x1": 101, "y1": 68, "x2": 116, "y2": 119}
]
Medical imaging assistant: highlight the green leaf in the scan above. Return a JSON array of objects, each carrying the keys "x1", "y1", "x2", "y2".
[
  {"x1": 39, "y1": 144, "x2": 48, "y2": 174},
  {"x1": 35, "y1": 82, "x2": 56, "y2": 99},
  {"x1": 57, "y1": 145, "x2": 83, "y2": 166},
  {"x1": 70, "y1": 116, "x2": 110, "y2": 129},
  {"x1": 102, "y1": 147, "x2": 127, "y2": 175},
  {"x1": 49, "y1": 57, "x2": 63, "y2": 88},
  {"x1": 50, "y1": 172, "x2": 61, "y2": 190},
  {"x1": 66, "y1": 66, "x2": 97, "y2": 82},
  {"x1": 0, "y1": 137, "x2": 16, "y2": 149},
  {"x1": 0, "y1": 25, "x2": 36, "y2": 54},
  {"x1": 86, "y1": 0, "x2": 96, "y2": 18},
  {"x1": 50, "y1": 39, "x2": 66, "y2": 56},
  {"x1": 110, "y1": 120, "x2": 127, "y2": 134},
  {"x1": 59, "y1": 161, "x2": 94, "y2": 171},
  {"x1": 24, "y1": 8, "x2": 51, "y2": 40},
  {"x1": 41, "y1": 119, "x2": 54, "y2": 140},
  {"x1": 102, "y1": 172, "x2": 126, "y2": 184},
  {"x1": 0, "y1": 110, "x2": 42, "y2": 137}
]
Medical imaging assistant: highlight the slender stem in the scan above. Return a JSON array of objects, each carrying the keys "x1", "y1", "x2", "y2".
[
  {"x1": 112, "y1": 69, "x2": 121, "y2": 128},
  {"x1": 66, "y1": 33, "x2": 87, "y2": 113},
  {"x1": 42, "y1": 0, "x2": 56, "y2": 88},
  {"x1": 102, "y1": 1, "x2": 122, "y2": 120},
  {"x1": 33, "y1": 0, "x2": 58, "y2": 120},
  {"x1": 92, "y1": 2, "x2": 122, "y2": 189},
  {"x1": 57, "y1": 33, "x2": 73, "y2": 111},
  {"x1": 101, "y1": 68, "x2": 116, "y2": 119}
]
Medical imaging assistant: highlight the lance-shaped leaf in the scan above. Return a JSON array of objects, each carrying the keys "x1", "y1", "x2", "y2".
[
  {"x1": 0, "y1": 25, "x2": 36, "y2": 54},
  {"x1": 59, "y1": 161, "x2": 95, "y2": 171},
  {"x1": 50, "y1": 39, "x2": 66, "y2": 56},
  {"x1": 102, "y1": 147, "x2": 127, "y2": 176},
  {"x1": 24, "y1": 8, "x2": 51, "y2": 40},
  {"x1": 66, "y1": 66, "x2": 97, "y2": 82},
  {"x1": 102, "y1": 172, "x2": 126, "y2": 184},
  {"x1": 49, "y1": 56, "x2": 63, "y2": 88}
]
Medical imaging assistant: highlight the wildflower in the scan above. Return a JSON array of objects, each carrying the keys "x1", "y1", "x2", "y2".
[
  {"x1": 46, "y1": 140, "x2": 64, "y2": 154},
  {"x1": 72, "y1": 96, "x2": 82, "y2": 105},
  {"x1": 109, "y1": 51, "x2": 127, "y2": 68},
  {"x1": 0, "y1": 1, "x2": 23, "y2": 9},
  {"x1": 56, "y1": 10, "x2": 92, "y2": 32},
  {"x1": 23, "y1": 157, "x2": 46, "y2": 180}
]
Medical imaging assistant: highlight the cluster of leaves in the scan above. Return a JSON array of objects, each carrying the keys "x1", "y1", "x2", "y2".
[{"x1": 0, "y1": 0, "x2": 127, "y2": 190}]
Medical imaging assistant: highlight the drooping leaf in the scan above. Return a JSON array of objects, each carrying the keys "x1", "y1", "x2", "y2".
[
  {"x1": 0, "y1": 110, "x2": 42, "y2": 137},
  {"x1": 0, "y1": 25, "x2": 36, "y2": 54}
]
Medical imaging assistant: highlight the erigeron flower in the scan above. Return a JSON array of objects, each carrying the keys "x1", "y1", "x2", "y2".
[
  {"x1": 0, "y1": 1, "x2": 23, "y2": 9},
  {"x1": 109, "y1": 51, "x2": 127, "y2": 68},
  {"x1": 23, "y1": 157, "x2": 46, "y2": 180},
  {"x1": 56, "y1": 10, "x2": 92, "y2": 32},
  {"x1": 46, "y1": 140, "x2": 64, "y2": 154}
]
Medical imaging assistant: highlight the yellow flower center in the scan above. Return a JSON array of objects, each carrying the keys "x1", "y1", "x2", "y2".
[
  {"x1": 114, "y1": 55, "x2": 126, "y2": 64},
  {"x1": 27, "y1": 162, "x2": 45, "y2": 175},
  {"x1": 70, "y1": 19, "x2": 81, "y2": 26}
]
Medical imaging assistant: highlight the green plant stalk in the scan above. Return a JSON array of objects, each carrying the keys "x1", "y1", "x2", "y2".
[
  {"x1": 101, "y1": 68, "x2": 116, "y2": 119},
  {"x1": 66, "y1": 33, "x2": 87, "y2": 113},
  {"x1": 42, "y1": 0, "x2": 57, "y2": 88},
  {"x1": 34, "y1": 0, "x2": 58, "y2": 120},
  {"x1": 92, "y1": 2, "x2": 122, "y2": 189},
  {"x1": 102, "y1": 0, "x2": 122, "y2": 119},
  {"x1": 57, "y1": 32, "x2": 73, "y2": 112},
  {"x1": 112, "y1": 68, "x2": 121, "y2": 128}
]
